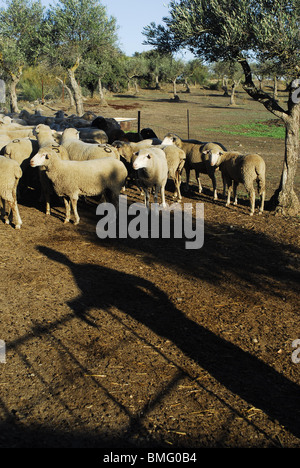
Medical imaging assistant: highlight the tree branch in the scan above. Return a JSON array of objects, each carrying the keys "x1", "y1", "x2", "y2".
[
  {"x1": 238, "y1": 57, "x2": 288, "y2": 122},
  {"x1": 70, "y1": 56, "x2": 81, "y2": 73}
]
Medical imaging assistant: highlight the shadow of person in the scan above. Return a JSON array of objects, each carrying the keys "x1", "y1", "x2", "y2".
[{"x1": 37, "y1": 245, "x2": 300, "y2": 440}]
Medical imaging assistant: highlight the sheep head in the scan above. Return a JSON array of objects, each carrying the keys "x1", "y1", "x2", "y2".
[
  {"x1": 202, "y1": 149, "x2": 224, "y2": 166},
  {"x1": 132, "y1": 150, "x2": 152, "y2": 170},
  {"x1": 161, "y1": 133, "x2": 181, "y2": 147},
  {"x1": 30, "y1": 148, "x2": 59, "y2": 167}
]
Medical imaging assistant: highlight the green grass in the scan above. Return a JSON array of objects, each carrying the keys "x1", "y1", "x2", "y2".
[{"x1": 206, "y1": 121, "x2": 290, "y2": 139}]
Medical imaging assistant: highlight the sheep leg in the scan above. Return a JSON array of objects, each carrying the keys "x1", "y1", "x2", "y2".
[
  {"x1": 211, "y1": 173, "x2": 218, "y2": 200},
  {"x1": 160, "y1": 185, "x2": 166, "y2": 208},
  {"x1": 39, "y1": 169, "x2": 51, "y2": 215},
  {"x1": 3, "y1": 190, "x2": 22, "y2": 229},
  {"x1": 144, "y1": 188, "x2": 150, "y2": 211},
  {"x1": 196, "y1": 171, "x2": 203, "y2": 193},
  {"x1": 226, "y1": 181, "x2": 233, "y2": 207},
  {"x1": 7, "y1": 199, "x2": 22, "y2": 229},
  {"x1": 259, "y1": 190, "x2": 265, "y2": 215},
  {"x1": 172, "y1": 177, "x2": 178, "y2": 199},
  {"x1": 12, "y1": 184, "x2": 22, "y2": 228},
  {"x1": 174, "y1": 172, "x2": 182, "y2": 200},
  {"x1": 70, "y1": 198, "x2": 80, "y2": 225},
  {"x1": 249, "y1": 188, "x2": 256, "y2": 216},
  {"x1": 153, "y1": 185, "x2": 158, "y2": 205},
  {"x1": 177, "y1": 172, "x2": 182, "y2": 200},
  {"x1": 233, "y1": 181, "x2": 239, "y2": 205},
  {"x1": 1, "y1": 199, "x2": 10, "y2": 224},
  {"x1": 63, "y1": 198, "x2": 71, "y2": 223},
  {"x1": 175, "y1": 161, "x2": 184, "y2": 199},
  {"x1": 0, "y1": 197, "x2": 4, "y2": 220}
]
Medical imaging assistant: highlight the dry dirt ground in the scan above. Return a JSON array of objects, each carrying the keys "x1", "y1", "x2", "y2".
[{"x1": 0, "y1": 87, "x2": 299, "y2": 448}]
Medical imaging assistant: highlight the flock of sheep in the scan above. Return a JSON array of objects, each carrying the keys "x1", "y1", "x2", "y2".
[{"x1": 0, "y1": 108, "x2": 266, "y2": 229}]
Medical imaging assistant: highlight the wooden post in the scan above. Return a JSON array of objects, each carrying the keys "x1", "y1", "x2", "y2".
[{"x1": 138, "y1": 110, "x2": 141, "y2": 133}]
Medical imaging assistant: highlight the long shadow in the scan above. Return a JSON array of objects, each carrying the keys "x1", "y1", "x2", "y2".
[
  {"x1": 79, "y1": 195, "x2": 299, "y2": 299},
  {"x1": 37, "y1": 245, "x2": 300, "y2": 440}
]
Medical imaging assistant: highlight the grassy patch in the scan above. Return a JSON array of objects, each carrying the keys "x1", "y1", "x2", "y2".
[{"x1": 206, "y1": 121, "x2": 289, "y2": 139}]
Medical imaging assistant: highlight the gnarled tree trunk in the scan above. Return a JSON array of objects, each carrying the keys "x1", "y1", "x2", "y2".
[
  {"x1": 229, "y1": 79, "x2": 241, "y2": 106},
  {"x1": 9, "y1": 76, "x2": 20, "y2": 113},
  {"x1": 67, "y1": 57, "x2": 84, "y2": 116},
  {"x1": 270, "y1": 105, "x2": 300, "y2": 216},
  {"x1": 239, "y1": 57, "x2": 299, "y2": 216},
  {"x1": 0, "y1": 55, "x2": 23, "y2": 113},
  {"x1": 98, "y1": 77, "x2": 108, "y2": 106},
  {"x1": 56, "y1": 77, "x2": 75, "y2": 108}
]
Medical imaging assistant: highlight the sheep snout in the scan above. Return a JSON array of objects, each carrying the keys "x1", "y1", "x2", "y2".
[
  {"x1": 30, "y1": 153, "x2": 46, "y2": 167},
  {"x1": 133, "y1": 157, "x2": 148, "y2": 170}
]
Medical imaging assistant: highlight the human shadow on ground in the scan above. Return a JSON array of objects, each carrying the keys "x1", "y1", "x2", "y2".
[{"x1": 37, "y1": 245, "x2": 300, "y2": 440}]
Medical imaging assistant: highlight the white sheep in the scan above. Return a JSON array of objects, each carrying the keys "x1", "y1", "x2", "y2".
[
  {"x1": 161, "y1": 133, "x2": 227, "y2": 199},
  {"x1": 0, "y1": 156, "x2": 22, "y2": 229},
  {"x1": 34, "y1": 124, "x2": 67, "y2": 154},
  {"x1": 30, "y1": 148, "x2": 128, "y2": 225},
  {"x1": 159, "y1": 144, "x2": 186, "y2": 200},
  {"x1": 3, "y1": 137, "x2": 40, "y2": 197},
  {"x1": 0, "y1": 124, "x2": 35, "y2": 139},
  {"x1": 112, "y1": 141, "x2": 185, "y2": 200},
  {"x1": 0, "y1": 135, "x2": 12, "y2": 153},
  {"x1": 61, "y1": 128, "x2": 119, "y2": 161},
  {"x1": 128, "y1": 139, "x2": 162, "y2": 151},
  {"x1": 111, "y1": 141, "x2": 138, "y2": 175},
  {"x1": 200, "y1": 142, "x2": 227, "y2": 199},
  {"x1": 205, "y1": 148, "x2": 266, "y2": 215},
  {"x1": 111, "y1": 140, "x2": 158, "y2": 185},
  {"x1": 3, "y1": 138, "x2": 39, "y2": 166},
  {"x1": 133, "y1": 147, "x2": 168, "y2": 210},
  {"x1": 34, "y1": 124, "x2": 69, "y2": 215}
]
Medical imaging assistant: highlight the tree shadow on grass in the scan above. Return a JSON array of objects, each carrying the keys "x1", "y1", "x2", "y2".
[{"x1": 36, "y1": 245, "x2": 300, "y2": 440}]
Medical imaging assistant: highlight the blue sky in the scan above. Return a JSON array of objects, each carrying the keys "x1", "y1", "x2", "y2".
[
  {"x1": 104, "y1": 0, "x2": 170, "y2": 56},
  {"x1": 103, "y1": 0, "x2": 195, "y2": 59}
]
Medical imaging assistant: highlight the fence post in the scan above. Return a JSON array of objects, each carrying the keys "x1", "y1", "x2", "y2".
[
  {"x1": 138, "y1": 110, "x2": 141, "y2": 133},
  {"x1": 41, "y1": 79, "x2": 44, "y2": 104}
]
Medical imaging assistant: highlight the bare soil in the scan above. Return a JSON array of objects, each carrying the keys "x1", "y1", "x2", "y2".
[{"x1": 0, "y1": 87, "x2": 299, "y2": 448}]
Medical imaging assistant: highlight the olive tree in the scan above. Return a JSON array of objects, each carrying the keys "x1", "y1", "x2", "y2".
[
  {"x1": 0, "y1": 0, "x2": 45, "y2": 112},
  {"x1": 44, "y1": 0, "x2": 118, "y2": 115},
  {"x1": 144, "y1": 0, "x2": 300, "y2": 216},
  {"x1": 123, "y1": 54, "x2": 149, "y2": 94}
]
